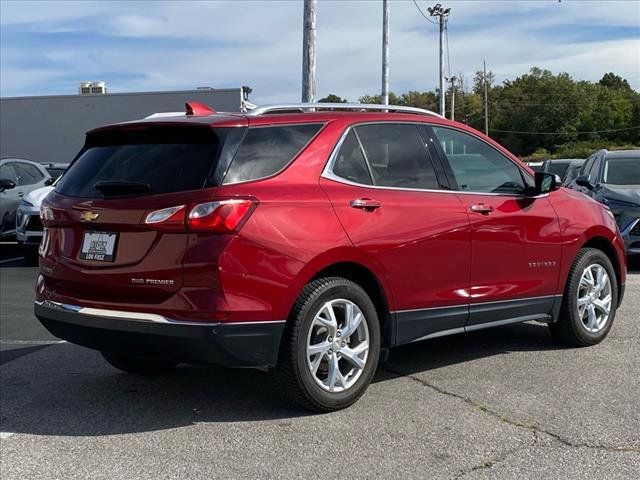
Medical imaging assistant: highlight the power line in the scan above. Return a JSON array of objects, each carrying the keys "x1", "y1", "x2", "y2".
[
  {"x1": 490, "y1": 126, "x2": 640, "y2": 135},
  {"x1": 412, "y1": 0, "x2": 437, "y2": 24}
]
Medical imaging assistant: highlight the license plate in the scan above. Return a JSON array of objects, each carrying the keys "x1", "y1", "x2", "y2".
[{"x1": 80, "y1": 231, "x2": 118, "y2": 262}]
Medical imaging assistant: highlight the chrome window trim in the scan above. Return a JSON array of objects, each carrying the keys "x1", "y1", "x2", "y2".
[
  {"x1": 321, "y1": 122, "x2": 549, "y2": 199},
  {"x1": 35, "y1": 300, "x2": 285, "y2": 326}
]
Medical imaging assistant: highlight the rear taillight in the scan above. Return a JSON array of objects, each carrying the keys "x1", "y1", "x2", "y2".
[
  {"x1": 144, "y1": 198, "x2": 257, "y2": 233},
  {"x1": 188, "y1": 199, "x2": 256, "y2": 233}
]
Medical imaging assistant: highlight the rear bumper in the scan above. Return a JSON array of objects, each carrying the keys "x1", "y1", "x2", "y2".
[{"x1": 34, "y1": 301, "x2": 285, "y2": 368}]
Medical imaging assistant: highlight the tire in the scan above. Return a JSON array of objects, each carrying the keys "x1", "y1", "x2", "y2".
[
  {"x1": 275, "y1": 277, "x2": 381, "y2": 412},
  {"x1": 549, "y1": 248, "x2": 618, "y2": 347},
  {"x1": 101, "y1": 351, "x2": 177, "y2": 375}
]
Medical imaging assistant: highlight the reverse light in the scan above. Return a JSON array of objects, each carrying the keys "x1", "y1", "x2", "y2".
[
  {"x1": 144, "y1": 205, "x2": 186, "y2": 230},
  {"x1": 188, "y1": 199, "x2": 256, "y2": 233}
]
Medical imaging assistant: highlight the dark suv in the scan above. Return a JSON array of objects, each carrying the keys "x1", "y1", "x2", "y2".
[
  {"x1": 36, "y1": 102, "x2": 626, "y2": 411},
  {"x1": 568, "y1": 149, "x2": 640, "y2": 259}
]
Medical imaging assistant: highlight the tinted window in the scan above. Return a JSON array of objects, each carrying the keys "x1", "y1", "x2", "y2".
[
  {"x1": 57, "y1": 126, "x2": 220, "y2": 198},
  {"x1": 432, "y1": 127, "x2": 525, "y2": 194},
  {"x1": 355, "y1": 124, "x2": 439, "y2": 189},
  {"x1": 332, "y1": 130, "x2": 372, "y2": 185},
  {"x1": 13, "y1": 162, "x2": 44, "y2": 186},
  {"x1": 223, "y1": 124, "x2": 322, "y2": 184},
  {"x1": 603, "y1": 158, "x2": 640, "y2": 185}
]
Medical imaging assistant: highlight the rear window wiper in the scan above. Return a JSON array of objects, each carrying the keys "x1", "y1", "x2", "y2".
[{"x1": 93, "y1": 181, "x2": 151, "y2": 196}]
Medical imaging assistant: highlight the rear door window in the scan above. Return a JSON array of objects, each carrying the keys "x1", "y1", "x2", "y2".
[
  {"x1": 332, "y1": 130, "x2": 373, "y2": 185},
  {"x1": 56, "y1": 126, "x2": 221, "y2": 198},
  {"x1": 222, "y1": 124, "x2": 322, "y2": 184},
  {"x1": 353, "y1": 123, "x2": 440, "y2": 190}
]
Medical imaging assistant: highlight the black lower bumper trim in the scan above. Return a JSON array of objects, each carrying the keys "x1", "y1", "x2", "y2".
[{"x1": 35, "y1": 303, "x2": 285, "y2": 368}]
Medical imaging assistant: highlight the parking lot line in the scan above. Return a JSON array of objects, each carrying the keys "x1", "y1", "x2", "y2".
[
  {"x1": 0, "y1": 340, "x2": 66, "y2": 345},
  {"x1": 0, "y1": 257, "x2": 25, "y2": 265}
]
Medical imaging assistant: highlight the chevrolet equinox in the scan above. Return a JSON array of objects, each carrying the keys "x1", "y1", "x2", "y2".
[{"x1": 35, "y1": 102, "x2": 627, "y2": 411}]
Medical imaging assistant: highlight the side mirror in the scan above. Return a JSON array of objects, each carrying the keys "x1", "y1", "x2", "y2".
[
  {"x1": 575, "y1": 175, "x2": 594, "y2": 190},
  {"x1": 532, "y1": 172, "x2": 560, "y2": 195},
  {"x1": 44, "y1": 177, "x2": 55, "y2": 186},
  {"x1": 0, "y1": 178, "x2": 16, "y2": 192}
]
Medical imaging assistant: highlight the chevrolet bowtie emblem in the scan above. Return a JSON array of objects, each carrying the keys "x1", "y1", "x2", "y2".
[{"x1": 80, "y1": 211, "x2": 100, "y2": 222}]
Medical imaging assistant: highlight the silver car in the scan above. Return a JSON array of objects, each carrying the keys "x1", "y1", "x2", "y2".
[
  {"x1": 0, "y1": 158, "x2": 52, "y2": 239},
  {"x1": 16, "y1": 184, "x2": 54, "y2": 254}
]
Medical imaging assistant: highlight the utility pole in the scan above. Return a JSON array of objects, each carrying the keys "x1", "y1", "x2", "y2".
[
  {"x1": 448, "y1": 75, "x2": 457, "y2": 120},
  {"x1": 302, "y1": 0, "x2": 317, "y2": 103},
  {"x1": 428, "y1": 3, "x2": 451, "y2": 116},
  {"x1": 381, "y1": 0, "x2": 389, "y2": 105},
  {"x1": 483, "y1": 59, "x2": 489, "y2": 135}
]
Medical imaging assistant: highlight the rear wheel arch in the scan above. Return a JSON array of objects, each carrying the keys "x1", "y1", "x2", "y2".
[{"x1": 292, "y1": 261, "x2": 394, "y2": 349}]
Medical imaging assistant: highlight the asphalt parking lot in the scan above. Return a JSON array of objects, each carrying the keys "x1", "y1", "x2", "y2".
[{"x1": 1, "y1": 243, "x2": 639, "y2": 479}]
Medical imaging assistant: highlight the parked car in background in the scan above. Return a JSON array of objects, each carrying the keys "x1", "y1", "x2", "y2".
[
  {"x1": 35, "y1": 102, "x2": 626, "y2": 412},
  {"x1": 528, "y1": 158, "x2": 585, "y2": 185},
  {"x1": 16, "y1": 180, "x2": 57, "y2": 260},
  {"x1": 568, "y1": 150, "x2": 640, "y2": 259},
  {"x1": 0, "y1": 158, "x2": 51, "y2": 239},
  {"x1": 41, "y1": 162, "x2": 68, "y2": 181}
]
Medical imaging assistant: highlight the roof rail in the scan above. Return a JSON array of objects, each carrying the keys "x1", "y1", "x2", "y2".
[
  {"x1": 245, "y1": 103, "x2": 443, "y2": 118},
  {"x1": 145, "y1": 112, "x2": 185, "y2": 119}
]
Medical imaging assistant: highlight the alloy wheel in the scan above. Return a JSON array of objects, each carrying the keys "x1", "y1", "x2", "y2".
[
  {"x1": 306, "y1": 299, "x2": 370, "y2": 392},
  {"x1": 577, "y1": 263, "x2": 612, "y2": 333}
]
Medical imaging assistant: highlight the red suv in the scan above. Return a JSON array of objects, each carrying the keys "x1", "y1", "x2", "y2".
[{"x1": 35, "y1": 102, "x2": 626, "y2": 411}]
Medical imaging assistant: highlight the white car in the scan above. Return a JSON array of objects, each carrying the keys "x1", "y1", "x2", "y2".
[{"x1": 1, "y1": 158, "x2": 52, "y2": 239}]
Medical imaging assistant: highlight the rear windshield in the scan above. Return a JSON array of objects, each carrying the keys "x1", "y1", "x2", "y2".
[{"x1": 56, "y1": 126, "x2": 222, "y2": 198}]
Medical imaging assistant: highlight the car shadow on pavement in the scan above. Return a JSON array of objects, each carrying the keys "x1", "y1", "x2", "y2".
[
  {"x1": 0, "y1": 321, "x2": 565, "y2": 437},
  {"x1": 378, "y1": 320, "x2": 565, "y2": 381}
]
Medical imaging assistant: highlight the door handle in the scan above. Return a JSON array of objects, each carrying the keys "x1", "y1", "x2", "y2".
[
  {"x1": 350, "y1": 198, "x2": 381, "y2": 210},
  {"x1": 18, "y1": 192, "x2": 24, "y2": 197},
  {"x1": 469, "y1": 203, "x2": 494, "y2": 214}
]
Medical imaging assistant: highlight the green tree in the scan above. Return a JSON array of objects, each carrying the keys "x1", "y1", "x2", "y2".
[
  {"x1": 318, "y1": 94, "x2": 348, "y2": 103},
  {"x1": 599, "y1": 73, "x2": 631, "y2": 91}
]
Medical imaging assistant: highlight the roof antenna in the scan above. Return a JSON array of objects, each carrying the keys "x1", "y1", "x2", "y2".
[{"x1": 185, "y1": 101, "x2": 216, "y2": 116}]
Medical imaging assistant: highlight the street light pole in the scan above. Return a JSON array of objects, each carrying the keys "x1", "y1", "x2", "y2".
[
  {"x1": 427, "y1": 3, "x2": 450, "y2": 117},
  {"x1": 448, "y1": 75, "x2": 457, "y2": 120},
  {"x1": 302, "y1": 0, "x2": 317, "y2": 103},
  {"x1": 382, "y1": 0, "x2": 389, "y2": 105},
  {"x1": 483, "y1": 59, "x2": 489, "y2": 135}
]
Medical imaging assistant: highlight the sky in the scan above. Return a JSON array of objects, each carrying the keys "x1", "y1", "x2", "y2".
[{"x1": 1, "y1": 0, "x2": 639, "y2": 103}]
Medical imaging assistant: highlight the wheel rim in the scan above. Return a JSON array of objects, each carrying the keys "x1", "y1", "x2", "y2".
[
  {"x1": 306, "y1": 299, "x2": 370, "y2": 393},
  {"x1": 577, "y1": 263, "x2": 612, "y2": 333}
]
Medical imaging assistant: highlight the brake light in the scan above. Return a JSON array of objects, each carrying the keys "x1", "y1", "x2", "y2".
[
  {"x1": 188, "y1": 199, "x2": 256, "y2": 233},
  {"x1": 144, "y1": 205, "x2": 185, "y2": 230}
]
